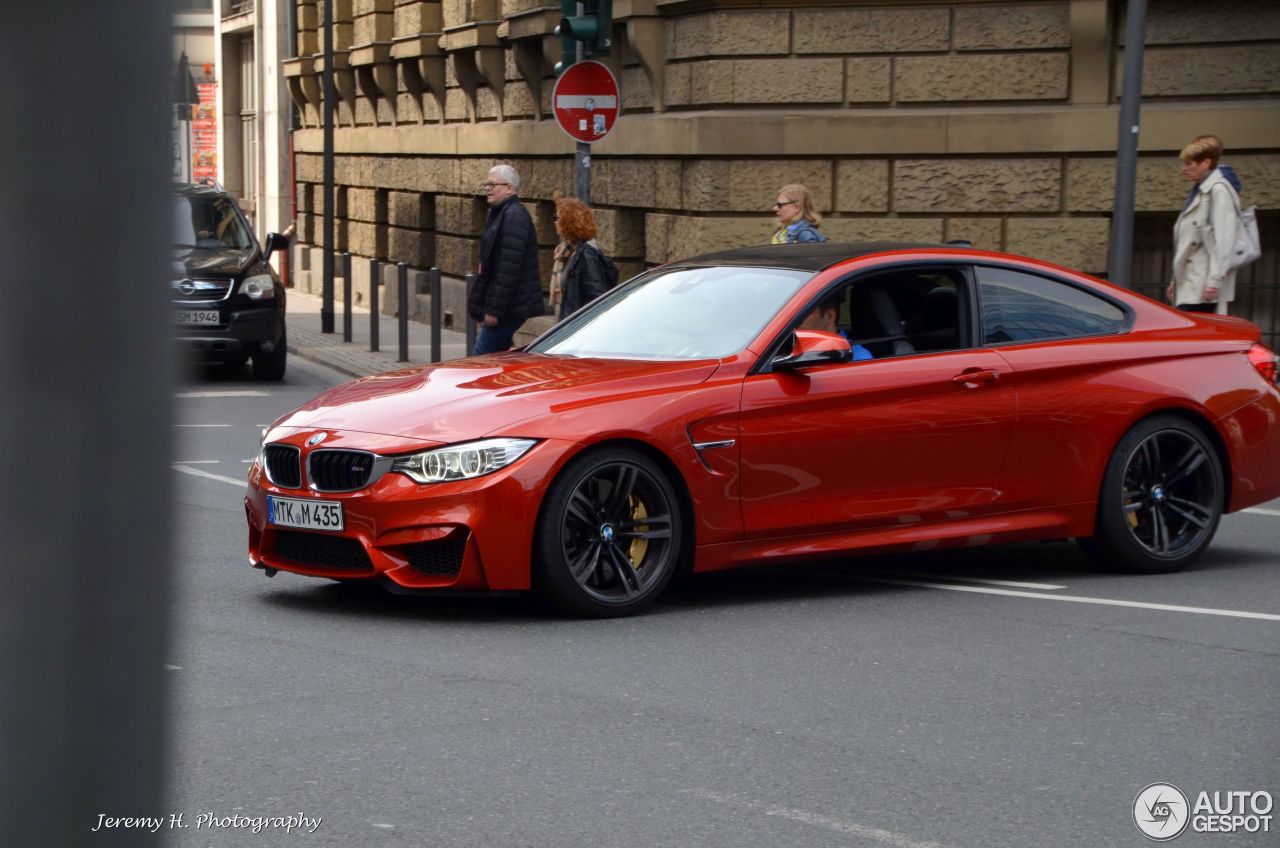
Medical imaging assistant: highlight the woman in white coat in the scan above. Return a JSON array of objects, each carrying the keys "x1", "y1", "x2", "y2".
[{"x1": 1166, "y1": 135, "x2": 1243, "y2": 315}]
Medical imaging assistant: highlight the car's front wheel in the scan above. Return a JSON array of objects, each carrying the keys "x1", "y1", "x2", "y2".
[
  {"x1": 252, "y1": 331, "x2": 287, "y2": 381},
  {"x1": 1079, "y1": 414, "x2": 1223, "y2": 573},
  {"x1": 534, "y1": 447, "x2": 682, "y2": 617}
]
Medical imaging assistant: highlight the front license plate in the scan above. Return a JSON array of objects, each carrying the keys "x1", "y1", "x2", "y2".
[
  {"x1": 267, "y1": 496, "x2": 344, "y2": 532},
  {"x1": 176, "y1": 310, "x2": 220, "y2": 326}
]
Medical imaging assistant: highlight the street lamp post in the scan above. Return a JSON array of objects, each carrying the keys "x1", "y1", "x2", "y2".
[{"x1": 1108, "y1": 0, "x2": 1149, "y2": 288}]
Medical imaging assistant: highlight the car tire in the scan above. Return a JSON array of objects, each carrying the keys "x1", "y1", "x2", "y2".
[
  {"x1": 252, "y1": 331, "x2": 287, "y2": 381},
  {"x1": 534, "y1": 446, "x2": 683, "y2": 618},
  {"x1": 1079, "y1": 414, "x2": 1223, "y2": 574},
  {"x1": 217, "y1": 355, "x2": 248, "y2": 377}
]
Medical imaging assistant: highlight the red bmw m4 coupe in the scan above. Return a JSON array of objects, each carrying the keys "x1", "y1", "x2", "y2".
[{"x1": 245, "y1": 243, "x2": 1280, "y2": 617}]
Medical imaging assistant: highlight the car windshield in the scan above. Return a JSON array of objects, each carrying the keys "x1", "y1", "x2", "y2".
[
  {"x1": 173, "y1": 195, "x2": 254, "y2": 250},
  {"x1": 528, "y1": 265, "x2": 812, "y2": 360}
]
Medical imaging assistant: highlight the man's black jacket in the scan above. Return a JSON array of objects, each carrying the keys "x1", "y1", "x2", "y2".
[{"x1": 469, "y1": 196, "x2": 544, "y2": 324}]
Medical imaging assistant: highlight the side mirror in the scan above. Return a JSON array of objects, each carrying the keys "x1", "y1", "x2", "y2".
[
  {"x1": 772, "y1": 329, "x2": 854, "y2": 371},
  {"x1": 262, "y1": 232, "x2": 288, "y2": 255}
]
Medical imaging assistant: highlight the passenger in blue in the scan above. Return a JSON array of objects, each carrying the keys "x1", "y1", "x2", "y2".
[{"x1": 799, "y1": 294, "x2": 873, "y2": 361}]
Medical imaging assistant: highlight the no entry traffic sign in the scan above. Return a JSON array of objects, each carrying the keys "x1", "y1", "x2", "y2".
[{"x1": 552, "y1": 61, "x2": 620, "y2": 144}]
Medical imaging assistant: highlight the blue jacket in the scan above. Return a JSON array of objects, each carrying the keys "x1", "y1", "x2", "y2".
[
  {"x1": 781, "y1": 220, "x2": 827, "y2": 244},
  {"x1": 773, "y1": 220, "x2": 824, "y2": 244}
]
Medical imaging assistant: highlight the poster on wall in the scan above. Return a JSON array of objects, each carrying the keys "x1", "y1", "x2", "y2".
[{"x1": 192, "y1": 82, "x2": 218, "y2": 183}]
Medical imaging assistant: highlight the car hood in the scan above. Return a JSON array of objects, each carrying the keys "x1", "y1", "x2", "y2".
[
  {"x1": 272, "y1": 352, "x2": 722, "y2": 443},
  {"x1": 172, "y1": 247, "x2": 256, "y2": 278}
]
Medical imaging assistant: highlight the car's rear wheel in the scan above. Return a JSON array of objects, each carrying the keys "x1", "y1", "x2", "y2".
[
  {"x1": 253, "y1": 331, "x2": 287, "y2": 381},
  {"x1": 1080, "y1": 415, "x2": 1223, "y2": 573},
  {"x1": 534, "y1": 447, "x2": 682, "y2": 617}
]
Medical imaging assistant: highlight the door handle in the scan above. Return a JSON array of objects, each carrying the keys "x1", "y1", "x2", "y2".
[{"x1": 952, "y1": 368, "x2": 1000, "y2": 388}]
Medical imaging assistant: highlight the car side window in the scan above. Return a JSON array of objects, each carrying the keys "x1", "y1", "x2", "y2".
[
  {"x1": 841, "y1": 267, "x2": 969, "y2": 359},
  {"x1": 977, "y1": 266, "x2": 1127, "y2": 345}
]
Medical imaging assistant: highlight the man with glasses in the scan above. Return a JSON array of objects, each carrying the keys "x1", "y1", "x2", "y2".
[{"x1": 469, "y1": 164, "x2": 545, "y2": 354}]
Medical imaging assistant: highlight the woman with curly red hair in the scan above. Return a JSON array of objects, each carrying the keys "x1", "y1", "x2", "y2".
[{"x1": 551, "y1": 196, "x2": 613, "y2": 319}]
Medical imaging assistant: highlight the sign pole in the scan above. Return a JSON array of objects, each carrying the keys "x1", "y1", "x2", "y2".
[
  {"x1": 553, "y1": 62, "x2": 619, "y2": 194},
  {"x1": 575, "y1": 142, "x2": 590, "y2": 203},
  {"x1": 573, "y1": 27, "x2": 589, "y2": 203}
]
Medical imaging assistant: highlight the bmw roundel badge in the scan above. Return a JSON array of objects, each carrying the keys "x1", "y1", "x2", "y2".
[{"x1": 306, "y1": 432, "x2": 327, "y2": 447}]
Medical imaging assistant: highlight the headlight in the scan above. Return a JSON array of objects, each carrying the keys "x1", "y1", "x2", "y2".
[
  {"x1": 391, "y1": 438, "x2": 536, "y2": 484},
  {"x1": 241, "y1": 274, "x2": 275, "y2": 300}
]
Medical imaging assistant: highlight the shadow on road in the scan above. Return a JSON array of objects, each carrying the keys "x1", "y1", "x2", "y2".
[
  {"x1": 250, "y1": 538, "x2": 1275, "y2": 624},
  {"x1": 258, "y1": 580, "x2": 543, "y2": 624}
]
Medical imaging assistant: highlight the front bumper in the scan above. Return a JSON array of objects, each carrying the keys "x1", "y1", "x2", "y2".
[
  {"x1": 175, "y1": 303, "x2": 283, "y2": 362},
  {"x1": 245, "y1": 434, "x2": 575, "y2": 592}
]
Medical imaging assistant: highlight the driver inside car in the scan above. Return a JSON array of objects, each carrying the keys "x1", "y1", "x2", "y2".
[{"x1": 799, "y1": 293, "x2": 873, "y2": 361}]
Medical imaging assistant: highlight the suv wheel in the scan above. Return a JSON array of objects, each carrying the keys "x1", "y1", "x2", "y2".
[{"x1": 252, "y1": 331, "x2": 287, "y2": 381}]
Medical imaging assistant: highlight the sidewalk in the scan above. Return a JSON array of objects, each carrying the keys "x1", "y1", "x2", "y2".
[{"x1": 285, "y1": 288, "x2": 471, "y2": 379}]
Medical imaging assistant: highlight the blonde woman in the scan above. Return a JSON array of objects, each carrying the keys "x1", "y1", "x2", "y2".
[
  {"x1": 770, "y1": 184, "x2": 826, "y2": 244},
  {"x1": 1167, "y1": 135, "x2": 1244, "y2": 314}
]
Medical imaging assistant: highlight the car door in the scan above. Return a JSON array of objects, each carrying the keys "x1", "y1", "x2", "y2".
[
  {"x1": 973, "y1": 263, "x2": 1135, "y2": 512},
  {"x1": 737, "y1": 265, "x2": 1018, "y2": 540}
]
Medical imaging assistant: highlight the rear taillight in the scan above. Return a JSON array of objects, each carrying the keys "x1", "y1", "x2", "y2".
[{"x1": 1249, "y1": 343, "x2": 1278, "y2": 384}]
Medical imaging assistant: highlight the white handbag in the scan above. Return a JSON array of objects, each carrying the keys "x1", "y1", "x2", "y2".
[{"x1": 1227, "y1": 189, "x2": 1261, "y2": 272}]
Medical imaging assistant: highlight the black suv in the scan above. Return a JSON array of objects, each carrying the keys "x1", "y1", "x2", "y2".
[{"x1": 172, "y1": 182, "x2": 289, "y2": 379}]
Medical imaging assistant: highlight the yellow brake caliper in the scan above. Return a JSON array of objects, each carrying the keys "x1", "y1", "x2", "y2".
[{"x1": 628, "y1": 495, "x2": 649, "y2": 568}]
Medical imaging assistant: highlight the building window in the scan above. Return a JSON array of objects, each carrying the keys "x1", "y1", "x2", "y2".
[{"x1": 239, "y1": 35, "x2": 256, "y2": 209}]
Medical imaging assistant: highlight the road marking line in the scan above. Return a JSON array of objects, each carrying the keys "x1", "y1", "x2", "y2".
[
  {"x1": 1243, "y1": 507, "x2": 1280, "y2": 518},
  {"x1": 175, "y1": 390, "x2": 268, "y2": 398},
  {"x1": 172, "y1": 464, "x2": 246, "y2": 487},
  {"x1": 873, "y1": 571, "x2": 1065, "y2": 591},
  {"x1": 685, "y1": 789, "x2": 950, "y2": 848},
  {"x1": 173, "y1": 423, "x2": 234, "y2": 428},
  {"x1": 857, "y1": 577, "x2": 1280, "y2": 622}
]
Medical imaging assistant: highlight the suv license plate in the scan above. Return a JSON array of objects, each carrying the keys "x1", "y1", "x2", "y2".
[
  {"x1": 176, "y1": 310, "x2": 220, "y2": 326},
  {"x1": 267, "y1": 496, "x2": 344, "y2": 532}
]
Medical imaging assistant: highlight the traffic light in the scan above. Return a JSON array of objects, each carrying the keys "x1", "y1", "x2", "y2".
[{"x1": 554, "y1": 0, "x2": 612, "y2": 74}]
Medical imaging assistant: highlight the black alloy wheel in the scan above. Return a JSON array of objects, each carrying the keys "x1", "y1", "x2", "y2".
[
  {"x1": 535, "y1": 447, "x2": 682, "y2": 617},
  {"x1": 1080, "y1": 415, "x2": 1223, "y2": 573}
]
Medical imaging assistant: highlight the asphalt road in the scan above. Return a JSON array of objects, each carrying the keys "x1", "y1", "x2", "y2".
[{"x1": 164, "y1": 357, "x2": 1280, "y2": 848}]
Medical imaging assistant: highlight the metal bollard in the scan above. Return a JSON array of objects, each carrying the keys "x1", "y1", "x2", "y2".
[
  {"x1": 464, "y1": 272, "x2": 478, "y2": 355},
  {"x1": 397, "y1": 262, "x2": 409, "y2": 362},
  {"x1": 368, "y1": 257, "x2": 379, "y2": 352},
  {"x1": 341, "y1": 251, "x2": 352, "y2": 343},
  {"x1": 430, "y1": 266, "x2": 442, "y2": 363}
]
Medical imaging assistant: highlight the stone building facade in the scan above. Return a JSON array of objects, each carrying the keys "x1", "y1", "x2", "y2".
[{"x1": 282, "y1": 0, "x2": 1280, "y2": 341}]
